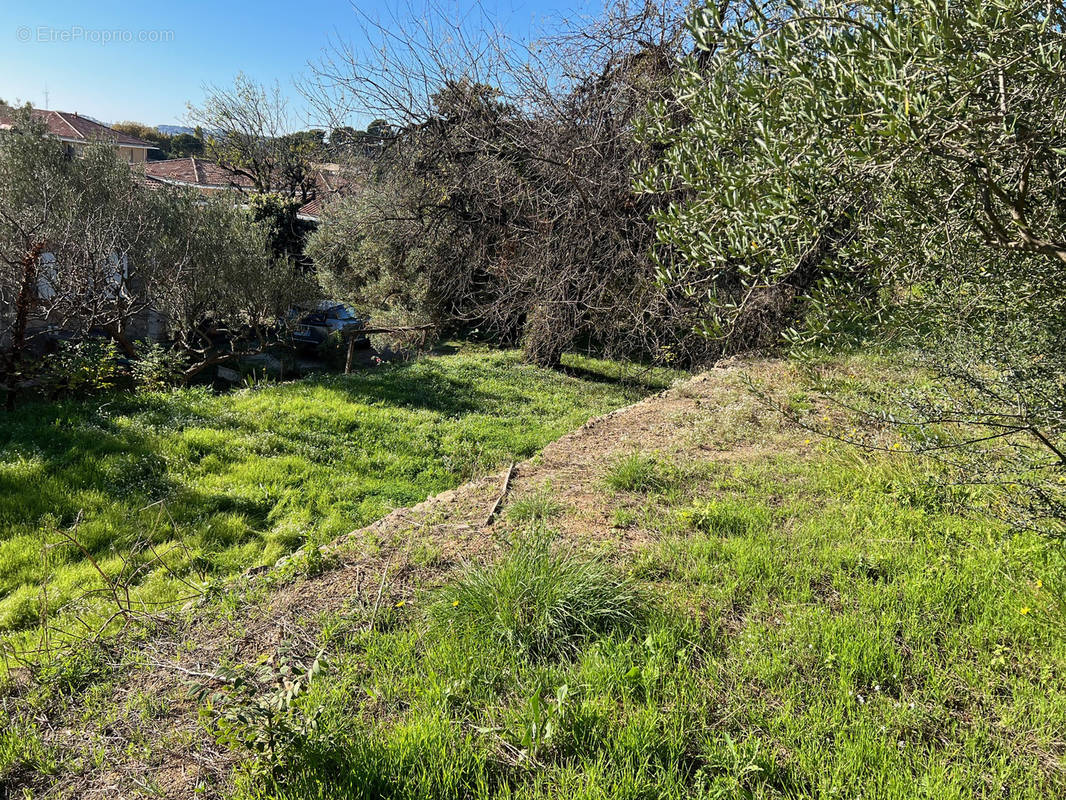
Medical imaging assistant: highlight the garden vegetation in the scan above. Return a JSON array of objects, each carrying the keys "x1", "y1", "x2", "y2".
[{"x1": 0, "y1": 0, "x2": 1064, "y2": 796}]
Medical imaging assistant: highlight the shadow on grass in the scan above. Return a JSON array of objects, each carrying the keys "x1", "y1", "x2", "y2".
[
  {"x1": 556, "y1": 363, "x2": 633, "y2": 387},
  {"x1": 311, "y1": 361, "x2": 509, "y2": 416},
  {"x1": 557, "y1": 354, "x2": 681, "y2": 393},
  {"x1": 0, "y1": 400, "x2": 183, "y2": 528},
  {"x1": 270, "y1": 727, "x2": 506, "y2": 800}
]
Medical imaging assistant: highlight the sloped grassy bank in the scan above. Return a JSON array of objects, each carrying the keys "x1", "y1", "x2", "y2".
[
  {"x1": 220, "y1": 446, "x2": 1065, "y2": 800},
  {"x1": 209, "y1": 358, "x2": 1065, "y2": 800}
]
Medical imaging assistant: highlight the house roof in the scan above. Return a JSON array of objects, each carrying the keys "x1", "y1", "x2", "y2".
[
  {"x1": 314, "y1": 167, "x2": 346, "y2": 194},
  {"x1": 140, "y1": 157, "x2": 255, "y2": 191},
  {"x1": 0, "y1": 108, "x2": 158, "y2": 149},
  {"x1": 137, "y1": 157, "x2": 358, "y2": 221},
  {"x1": 297, "y1": 165, "x2": 359, "y2": 220},
  {"x1": 139, "y1": 173, "x2": 170, "y2": 192},
  {"x1": 297, "y1": 198, "x2": 323, "y2": 220}
]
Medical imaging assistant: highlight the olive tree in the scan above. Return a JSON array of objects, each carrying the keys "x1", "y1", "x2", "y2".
[
  {"x1": 641, "y1": 0, "x2": 1066, "y2": 337},
  {"x1": 150, "y1": 191, "x2": 317, "y2": 381},
  {"x1": 0, "y1": 108, "x2": 313, "y2": 393},
  {"x1": 641, "y1": 0, "x2": 1066, "y2": 532},
  {"x1": 0, "y1": 109, "x2": 163, "y2": 380}
]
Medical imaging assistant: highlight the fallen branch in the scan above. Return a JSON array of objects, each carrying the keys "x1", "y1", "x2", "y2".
[
  {"x1": 147, "y1": 659, "x2": 236, "y2": 685},
  {"x1": 357, "y1": 324, "x2": 434, "y2": 336},
  {"x1": 484, "y1": 461, "x2": 517, "y2": 526}
]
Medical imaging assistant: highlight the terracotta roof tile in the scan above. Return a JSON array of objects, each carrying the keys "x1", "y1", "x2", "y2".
[
  {"x1": 134, "y1": 158, "x2": 359, "y2": 218},
  {"x1": 0, "y1": 108, "x2": 157, "y2": 148},
  {"x1": 141, "y1": 157, "x2": 255, "y2": 190},
  {"x1": 298, "y1": 198, "x2": 323, "y2": 219}
]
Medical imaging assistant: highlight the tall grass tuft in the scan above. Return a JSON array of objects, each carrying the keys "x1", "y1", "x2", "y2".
[
  {"x1": 683, "y1": 500, "x2": 770, "y2": 538},
  {"x1": 507, "y1": 488, "x2": 565, "y2": 523},
  {"x1": 433, "y1": 530, "x2": 640, "y2": 660},
  {"x1": 603, "y1": 452, "x2": 670, "y2": 493}
]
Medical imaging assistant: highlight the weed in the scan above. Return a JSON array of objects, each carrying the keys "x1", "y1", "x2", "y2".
[
  {"x1": 296, "y1": 545, "x2": 333, "y2": 579},
  {"x1": 433, "y1": 530, "x2": 641, "y2": 660},
  {"x1": 514, "y1": 682, "x2": 569, "y2": 763},
  {"x1": 507, "y1": 488, "x2": 565, "y2": 523},
  {"x1": 603, "y1": 453, "x2": 671, "y2": 493},
  {"x1": 31, "y1": 640, "x2": 113, "y2": 697},
  {"x1": 0, "y1": 720, "x2": 60, "y2": 783},
  {"x1": 200, "y1": 648, "x2": 327, "y2": 786},
  {"x1": 681, "y1": 500, "x2": 769, "y2": 537},
  {"x1": 130, "y1": 342, "x2": 183, "y2": 390}
]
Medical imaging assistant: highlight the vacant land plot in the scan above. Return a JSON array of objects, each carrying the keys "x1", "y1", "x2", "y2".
[
  {"x1": 0, "y1": 348, "x2": 675, "y2": 644},
  {"x1": 4, "y1": 358, "x2": 1062, "y2": 800}
]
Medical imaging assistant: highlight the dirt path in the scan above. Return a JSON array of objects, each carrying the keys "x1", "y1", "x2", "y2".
[{"x1": 15, "y1": 359, "x2": 801, "y2": 799}]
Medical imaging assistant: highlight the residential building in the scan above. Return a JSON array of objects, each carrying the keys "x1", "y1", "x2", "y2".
[
  {"x1": 0, "y1": 108, "x2": 157, "y2": 162},
  {"x1": 140, "y1": 157, "x2": 351, "y2": 221}
]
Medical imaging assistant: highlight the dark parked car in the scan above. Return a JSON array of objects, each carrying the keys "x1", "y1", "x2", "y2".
[{"x1": 290, "y1": 302, "x2": 368, "y2": 348}]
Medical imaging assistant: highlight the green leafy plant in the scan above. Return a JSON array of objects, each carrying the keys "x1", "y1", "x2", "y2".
[
  {"x1": 130, "y1": 341, "x2": 183, "y2": 390},
  {"x1": 242, "y1": 369, "x2": 277, "y2": 391},
  {"x1": 515, "y1": 682, "x2": 569, "y2": 763},
  {"x1": 296, "y1": 544, "x2": 333, "y2": 579},
  {"x1": 30, "y1": 639, "x2": 113, "y2": 697},
  {"x1": 200, "y1": 648, "x2": 327, "y2": 785},
  {"x1": 696, "y1": 733, "x2": 777, "y2": 799},
  {"x1": 39, "y1": 341, "x2": 125, "y2": 396}
]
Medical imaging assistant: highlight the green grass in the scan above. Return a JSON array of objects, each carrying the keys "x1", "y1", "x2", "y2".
[
  {"x1": 603, "y1": 452, "x2": 674, "y2": 493},
  {"x1": 432, "y1": 529, "x2": 642, "y2": 660},
  {"x1": 211, "y1": 445, "x2": 1066, "y2": 800},
  {"x1": 506, "y1": 488, "x2": 565, "y2": 523},
  {"x1": 4, "y1": 354, "x2": 1064, "y2": 799},
  {"x1": 0, "y1": 348, "x2": 673, "y2": 642}
]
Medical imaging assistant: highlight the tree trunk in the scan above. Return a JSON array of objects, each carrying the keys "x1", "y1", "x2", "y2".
[
  {"x1": 344, "y1": 335, "x2": 356, "y2": 374},
  {"x1": 104, "y1": 323, "x2": 140, "y2": 359},
  {"x1": 5, "y1": 242, "x2": 46, "y2": 409}
]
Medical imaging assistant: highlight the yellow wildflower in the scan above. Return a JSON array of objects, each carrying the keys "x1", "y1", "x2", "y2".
[
  {"x1": 1020, "y1": 607, "x2": 1030, "y2": 615},
  {"x1": 395, "y1": 600, "x2": 406, "y2": 608}
]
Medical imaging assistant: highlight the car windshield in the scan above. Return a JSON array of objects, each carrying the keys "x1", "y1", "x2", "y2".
[{"x1": 328, "y1": 306, "x2": 359, "y2": 321}]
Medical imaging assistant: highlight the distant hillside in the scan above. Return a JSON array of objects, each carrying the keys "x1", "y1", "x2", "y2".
[{"x1": 156, "y1": 124, "x2": 197, "y2": 136}]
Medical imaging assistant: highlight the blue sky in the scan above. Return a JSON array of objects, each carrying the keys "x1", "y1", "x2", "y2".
[{"x1": 0, "y1": 0, "x2": 593, "y2": 128}]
